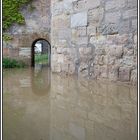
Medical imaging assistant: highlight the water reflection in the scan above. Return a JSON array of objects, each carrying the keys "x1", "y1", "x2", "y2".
[
  {"x1": 3, "y1": 67, "x2": 137, "y2": 140},
  {"x1": 31, "y1": 64, "x2": 51, "y2": 96}
]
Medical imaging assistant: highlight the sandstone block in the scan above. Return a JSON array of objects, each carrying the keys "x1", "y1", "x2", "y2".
[
  {"x1": 19, "y1": 48, "x2": 30, "y2": 57},
  {"x1": 99, "y1": 23, "x2": 118, "y2": 35},
  {"x1": 77, "y1": 27, "x2": 87, "y2": 37},
  {"x1": 52, "y1": 63, "x2": 61, "y2": 73},
  {"x1": 123, "y1": 48, "x2": 134, "y2": 56},
  {"x1": 98, "y1": 55, "x2": 107, "y2": 66},
  {"x1": 79, "y1": 47, "x2": 92, "y2": 56},
  {"x1": 105, "y1": 0, "x2": 125, "y2": 10},
  {"x1": 130, "y1": 69, "x2": 137, "y2": 84},
  {"x1": 52, "y1": 14, "x2": 70, "y2": 29},
  {"x1": 108, "y1": 56, "x2": 116, "y2": 65},
  {"x1": 119, "y1": 20, "x2": 130, "y2": 34},
  {"x1": 91, "y1": 65, "x2": 100, "y2": 78},
  {"x1": 56, "y1": 47, "x2": 63, "y2": 54},
  {"x1": 134, "y1": 44, "x2": 137, "y2": 56},
  {"x1": 108, "y1": 66, "x2": 119, "y2": 81},
  {"x1": 118, "y1": 67, "x2": 131, "y2": 81},
  {"x1": 123, "y1": 9, "x2": 137, "y2": 19},
  {"x1": 95, "y1": 47, "x2": 106, "y2": 55},
  {"x1": 79, "y1": 64, "x2": 89, "y2": 78},
  {"x1": 132, "y1": 19, "x2": 137, "y2": 31},
  {"x1": 87, "y1": 0, "x2": 100, "y2": 9},
  {"x1": 109, "y1": 45, "x2": 123, "y2": 58},
  {"x1": 134, "y1": 34, "x2": 137, "y2": 44},
  {"x1": 73, "y1": 0, "x2": 100, "y2": 11},
  {"x1": 52, "y1": 54, "x2": 58, "y2": 62},
  {"x1": 90, "y1": 36, "x2": 97, "y2": 44},
  {"x1": 99, "y1": 65, "x2": 108, "y2": 78},
  {"x1": 71, "y1": 12, "x2": 88, "y2": 28},
  {"x1": 73, "y1": 0, "x2": 86, "y2": 12},
  {"x1": 58, "y1": 29, "x2": 71, "y2": 40},
  {"x1": 52, "y1": 0, "x2": 72, "y2": 16},
  {"x1": 9, "y1": 48, "x2": 19, "y2": 57},
  {"x1": 3, "y1": 48, "x2": 9, "y2": 56},
  {"x1": 77, "y1": 37, "x2": 88, "y2": 45},
  {"x1": 127, "y1": 0, "x2": 137, "y2": 8},
  {"x1": 122, "y1": 56, "x2": 134, "y2": 66},
  {"x1": 105, "y1": 11, "x2": 121, "y2": 23},
  {"x1": 68, "y1": 63, "x2": 75, "y2": 74},
  {"x1": 114, "y1": 34, "x2": 128, "y2": 44},
  {"x1": 87, "y1": 26, "x2": 96, "y2": 36},
  {"x1": 71, "y1": 29, "x2": 79, "y2": 43},
  {"x1": 88, "y1": 8, "x2": 104, "y2": 25}
]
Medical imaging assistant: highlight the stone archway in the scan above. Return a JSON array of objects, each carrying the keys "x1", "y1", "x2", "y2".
[{"x1": 31, "y1": 38, "x2": 51, "y2": 67}]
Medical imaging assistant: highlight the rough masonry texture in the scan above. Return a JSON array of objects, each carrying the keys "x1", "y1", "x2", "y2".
[
  {"x1": 3, "y1": 0, "x2": 137, "y2": 84},
  {"x1": 51, "y1": 0, "x2": 137, "y2": 84},
  {"x1": 3, "y1": 0, "x2": 51, "y2": 65}
]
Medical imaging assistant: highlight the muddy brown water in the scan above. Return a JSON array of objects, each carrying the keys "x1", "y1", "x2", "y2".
[{"x1": 3, "y1": 67, "x2": 137, "y2": 140}]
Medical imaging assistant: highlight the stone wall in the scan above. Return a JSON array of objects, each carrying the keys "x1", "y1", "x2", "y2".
[
  {"x1": 3, "y1": 0, "x2": 51, "y2": 65},
  {"x1": 51, "y1": 0, "x2": 137, "y2": 84}
]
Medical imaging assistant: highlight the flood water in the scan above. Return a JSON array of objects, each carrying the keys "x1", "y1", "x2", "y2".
[{"x1": 3, "y1": 67, "x2": 137, "y2": 140}]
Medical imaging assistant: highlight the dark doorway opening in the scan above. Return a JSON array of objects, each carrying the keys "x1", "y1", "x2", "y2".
[{"x1": 31, "y1": 39, "x2": 51, "y2": 67}]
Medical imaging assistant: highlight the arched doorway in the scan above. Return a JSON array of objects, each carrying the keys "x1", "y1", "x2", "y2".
[{"x1": 31, "y1": 39, "x2": 51, "y2": 67}]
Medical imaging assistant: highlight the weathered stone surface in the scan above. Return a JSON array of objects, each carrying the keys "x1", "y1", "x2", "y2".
[
  {"x1": 87, "y1": 25, "x2": 96, "y2": 36},
  {"x1": 56, "y1": 47, "x2": 63, "y2": 54},
  {"x1": 123, "y1": 48, "x2": 134, "y2": 56},
  {"x1": 105, "y1": 0, "x2": 125, "y2": 10},
  {"x1": 132, "y1": 19, "x2": 137, "y2": 31},
  {"x1": 51, "y1": 0, "x2": 137, "y2": 84},
  {"x1": 134, "y1": 34, "x2": 137, "y2": 44},
  {"x1": 9, "y1": 48, "x2": 19, "y2": 57},
  {"x1": 52, "y1": 14, "x2": 70, "y2": 29},
  {"x1": 73, "y1": 0, "x2": 100, "y2": 11},
  {"x1": 77, "y1": 37, "x2": 89, "y2": 45},
  {"x1": 99, "y1": 23, "x2": 118, "y2": 35},
  {"x1": 99, "y1": 65, "x2": 108, "y2": 78},
  {"x1": 95, "y1": 47, "x2": 106, "y2": 55},
  {"x1": 113, "y1": 34, "x2": 129, "y2": 45},
  {"x1": 3, "y1": 48, "x2": 9, "y2": 56},
  {"x1": 58, "y1": 29, "x2": 71, "y2": 40},
  {"x1": 79, "y1": 47, "x2": 92, "y2": 56},
  {"x1": 123, "y1": 9, "x2": 137, "y2": 19},
  {"x1": 127, "y1": 0, "x2": 137, "y2": 8},
  {"x1": 57, "y1": 54, "x2": 64, "y2": 63},
  {"x1": 109, "y1": 45, "x2": 123, "y2": 58},
  {"x1": 90, "y1": 36, "x2": 97, "y2": 44},
  {"x1": 119, "y1": 67, "x2": 131, "y2": 81},
  {"x1": 19, "y1": 48, "x2": 31, "y2": 57},
  {"x1": 108, "y1": 66, "x2": 119, "y2": 81},
  {"x1": 79, "y1": 64, "x2": 89, "y2": 78},
  {"x1": 71, "y1": 12, "x2": 88, "y2": 28},
  {"x1": 105, "y1": 11, "x2": 121, "y2": 23},
  {"x1": 77, "y1": 27, "x2": 87, "y2": 37},
  {"x1": 52, "y1": 0, "x2": 72, "y2": 16},
  {"x1": 73, "y1": 0, "x2": 86, "y2": 12},
  {"x1": 119, "y1": 20, "x2": 130, "y2": 34},
  {"x1": 52, "y1": 63, "x2": 62, "y2": 73},
  {"x1": 130, "y1": 69, "x2": 137, "y2": 84},
  {"x1": 122, "y1": 56, "x2": 134, "y2": 66},
  {"x1": 88, "y1": 8, "x2": 104, "y2": 25},
  {"x1": 98, "y1": 55, "x2": 107, "y2": 66}
]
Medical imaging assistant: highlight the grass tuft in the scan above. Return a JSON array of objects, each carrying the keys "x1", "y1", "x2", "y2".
[{"x1": 3, "y1": 57, "x2": 26, "y2": 68}]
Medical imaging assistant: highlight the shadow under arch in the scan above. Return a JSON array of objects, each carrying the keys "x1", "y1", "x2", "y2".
[{"x1": 31, "y1": 38, "x2": 51, "y2": 67}]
